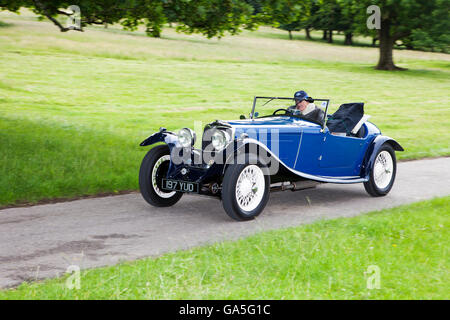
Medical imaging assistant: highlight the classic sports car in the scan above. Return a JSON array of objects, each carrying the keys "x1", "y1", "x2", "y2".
[{"x1": 139, "y1": 96, "x2": 403, "y2": 221}]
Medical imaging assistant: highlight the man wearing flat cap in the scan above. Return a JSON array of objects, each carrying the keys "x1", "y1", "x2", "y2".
[{"x1": 288, "y1": 90, "x2": 325, "y2": 124}]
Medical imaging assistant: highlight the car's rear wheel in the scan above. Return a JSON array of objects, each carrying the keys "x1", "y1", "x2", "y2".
[
  {"x1": 139, "y1": 145, "x2": 183, "y2": 207},
  {"x1": 364, "y1": 143, "x2": 397, "y2": 197},
  {"x1": 222, "y1": 161, "x2": 270, "y2": 221}
]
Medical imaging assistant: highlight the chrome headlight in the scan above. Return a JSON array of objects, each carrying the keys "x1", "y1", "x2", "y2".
[
  {"x1": 177, "y1": 128, "x2": 196, "y2": 148},
  {"x1": 211, "y1": 129, "x2": 231, "y2": 151}
]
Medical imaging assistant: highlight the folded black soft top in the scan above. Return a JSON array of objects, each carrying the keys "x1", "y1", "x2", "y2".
[{"x1": 327, "y1": 102, "x2": 364, "y2": 134}]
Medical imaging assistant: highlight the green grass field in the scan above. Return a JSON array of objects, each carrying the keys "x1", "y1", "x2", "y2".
[
  {"x1": 1, "y1": 197, "x2": 448, "y2": 299},
  {"x1": 0, "y1": 12, "x2": 449, "y2": 206}
]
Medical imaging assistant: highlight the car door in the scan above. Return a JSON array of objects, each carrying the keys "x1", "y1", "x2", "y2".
[
  {"x1": 271, "y1": 124, "x2": 302, "y2": 168},
  {"x1": 318, "y1": 129, "x2": 366, "y2": 177},
  {"x1": 293, "y1": 123, "x2": 323, "y2": 175}
]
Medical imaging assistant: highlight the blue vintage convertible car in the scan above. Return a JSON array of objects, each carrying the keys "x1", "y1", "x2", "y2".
[{"x1": 139, "y1": 96, "x2": 403, "y2": 221}]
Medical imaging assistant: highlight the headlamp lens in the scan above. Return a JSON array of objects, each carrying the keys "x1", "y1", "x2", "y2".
[
  {"x1": 211, "y1": 129, "x2": 230, "y2": 150},
  {"x1": 178, "y1": 128, "x2": 194, "y2": 148}
]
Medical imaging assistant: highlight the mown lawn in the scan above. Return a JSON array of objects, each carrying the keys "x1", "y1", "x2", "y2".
[
  {"x1": 0, "y1": 12, "x2": 449, "y2": 206},
  {"x1": 1, "y1": 197, "x2": 448, "y2": 299}
]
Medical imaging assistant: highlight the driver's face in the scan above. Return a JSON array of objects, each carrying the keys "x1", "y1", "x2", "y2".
[{"x1": 296, "y1": 99, "x2": 308, "y2": 111}]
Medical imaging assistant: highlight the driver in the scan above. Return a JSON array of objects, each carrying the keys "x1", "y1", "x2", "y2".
[{"x1": 288, "y1": 90, "x2": 325, "y2": 124}]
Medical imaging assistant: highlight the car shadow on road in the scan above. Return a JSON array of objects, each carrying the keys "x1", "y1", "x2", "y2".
[
  {"x1": 268, "y1": 184, "x2": 369, "y2": 207},
  {"x1": 137, "y1": 184, "x2": 370, "y2": 223}
]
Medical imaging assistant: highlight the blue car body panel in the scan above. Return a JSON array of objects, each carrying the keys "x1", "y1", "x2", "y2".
[
  {"x1": 225, "y1": 116, "x2": 380, "y2": 181},
  {"x1": 140, "y1": 115, "x2": 403, "y2": 185}
]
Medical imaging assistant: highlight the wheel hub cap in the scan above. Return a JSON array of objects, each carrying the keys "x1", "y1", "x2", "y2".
[
  {"x1": 235, "y1": 165, "x2": 265, "y2": 212},
  {"x1": 373, "y1": 151, "x2": 394, "y2": 189}
]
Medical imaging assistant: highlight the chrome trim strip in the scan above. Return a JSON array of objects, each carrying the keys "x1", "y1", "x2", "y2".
[
  {"x1": 241, "y1": 138, "x2": 368, "y2": 184},
  {"x1": 293, "y1": 129, "x2": 303, "y2": 168}
]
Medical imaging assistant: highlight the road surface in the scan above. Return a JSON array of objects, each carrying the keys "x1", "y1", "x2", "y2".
[{"x1": 0, "y1": 158, "x2": 449, "y2": 288}]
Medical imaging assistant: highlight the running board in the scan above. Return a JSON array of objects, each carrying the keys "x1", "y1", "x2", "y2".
[{"x1": 270, "y1": 181, "x2": 321, "y2": 192}]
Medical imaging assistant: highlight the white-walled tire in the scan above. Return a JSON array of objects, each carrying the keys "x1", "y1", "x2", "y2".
[
  {"x1": 364, "y1": 144, "x2": 397, "y2": 197},
  {"x1": 139, "y1": 145, "x2": 183, "y2": 207},
  {"x1": 222, "y1": 161, "x2": 270, "y2": 221}
]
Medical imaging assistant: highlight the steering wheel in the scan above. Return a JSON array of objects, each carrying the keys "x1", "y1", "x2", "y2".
[{"x1": 272, "y1": 108, "x2": 292, "y2": 116}]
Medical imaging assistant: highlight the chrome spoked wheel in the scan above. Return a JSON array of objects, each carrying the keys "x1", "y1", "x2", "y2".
[
  {"x1": 139, "y1": 145, "x2": 183, "y2": 207},
  {"x1": 151, "y1": 155, "x2": 176, "y2": 198},
  {"x1": 373, "y1": 151, "x2": 394, "y2": 189},
  {"x1": 222, "y1": 160, "x2": 270, "y2": 221},
  {"x1": 235, "y1": 165, "x2": 266, "y2": 212},
  {"x1": 364, "y1": 143, "x2": 397, "y2": 197}
]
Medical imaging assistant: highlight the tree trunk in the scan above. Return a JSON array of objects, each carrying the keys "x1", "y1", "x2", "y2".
[
  {"x1": 372, "y1": 37, "x2": 378, "y2": 47},
  {"x1": 376, "y1": 20, "x2": 403, "y2": 70},
  {"x1": 146, "y1": 26, "x2": 161, "y2": 38},
  {"x1": 322, "y1": 30, "x2": 327, "y2": 40},
  {"x1": 305, "y1": 28, "x2": 312, "y2": 40},
  {"x1": 104, "y1": 22, "x2": 108, "y2": 29},
  {"x1": 328, "y1": 30, "x2": 333, "y2": 43},
  {"x1": 288, "y1": 30, "x2": 293, "y2": 40},
  {"x1": 344, "y1": 32, "x2": 353, "y2": 45},
  {"x1": 377, "y1": 37, "x2": 397, "y2": 70}
]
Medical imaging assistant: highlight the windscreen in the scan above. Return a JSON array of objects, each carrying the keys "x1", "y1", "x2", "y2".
[
  {"x1": 251, "y1": 97, "x2": 330, "y2": 124},
  {"x1": 252, "y1": 98, "x2": 295, "y2": 117}
]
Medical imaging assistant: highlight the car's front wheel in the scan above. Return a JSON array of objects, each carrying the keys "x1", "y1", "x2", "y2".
[
  {"x1": 364, "y1": 143, "x2": 397, "y2": 197},
  {"x1": 221, "y1": 161, "x2": 270, "y2": 221},
  {"x1": 139, "y1": 145, "x2": 183, "y2": 207}
]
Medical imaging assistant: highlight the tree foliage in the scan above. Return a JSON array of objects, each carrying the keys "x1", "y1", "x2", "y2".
[
  {"x1": 351, "y1": 0, "x2": 449, "y2": 69},
  {"x1": 170, "y1": 0, "x2": 257, "y2": 39},
  {"x1": 0, "y1": 0, "x2": 258, "y2": 38},
  {"x1": 263, "y1": 0, "x2": 303, "y2": 39}
]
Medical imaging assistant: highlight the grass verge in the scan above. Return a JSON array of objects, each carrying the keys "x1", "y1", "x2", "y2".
[
  {"x1": 1, "y1": 197, "x2": 448, "y2": 299},
  {"x1": 0, "y1": 117, "x2": 142, "y2": 205}
]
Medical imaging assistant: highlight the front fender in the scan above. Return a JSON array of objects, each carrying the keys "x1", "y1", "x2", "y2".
[
  {"x1": 221, "y1": 138, "x2": 282, "y2": 176},
  {"x1": 140, "y1": 128, "x2": 179, "y2": 147},
  {"x1": 361, "y1": 135, "x2": 404, "y2": 178},
  {"x1": 140, "y1": 128, "x2": 210, "y2": 182}
]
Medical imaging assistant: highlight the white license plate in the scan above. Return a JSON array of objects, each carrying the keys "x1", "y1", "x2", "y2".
[{"x1": 162, "y1": 179, "x2": 199, "y2": 193}]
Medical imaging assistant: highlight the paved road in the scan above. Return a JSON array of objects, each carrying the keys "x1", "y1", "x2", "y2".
[{"x1": 0, "y1": 158, "x2": 449, "y2": 288}]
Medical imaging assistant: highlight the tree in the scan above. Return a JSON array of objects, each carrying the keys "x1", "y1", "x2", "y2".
[
  {"x1": 279, "y1": 20, "x2": 301, "y2": 40},
  {"x1": 262, "y1": 0, "x2": 303, "y2": 40},
  {"x1": 353, "y1": 0, "x2": 450, "y2": 70},
  {"x1": 315, "y1": 0, "x2": 342, "y2": 43},
  {"x1": 338, "y1": 0, "x2": 357, "y2": 45},
  {"x1": 0, "y1": 0, "x2": 167, "y2": 35},
  {"x1": 299, "y1": 0, "x2": 320, "y2": 40},
  {"x1": 409, "y1": 0, "x2": 450, "y2": 53},
  {"x1": 0, "y1": 0, "x2": 260, "y2": 39},
  {"x1": 244, "y1": 0, "x2": 264, "y2": 15},
  {"x1": 171, "y1": 0, "x2": 258, "y2": 39}
]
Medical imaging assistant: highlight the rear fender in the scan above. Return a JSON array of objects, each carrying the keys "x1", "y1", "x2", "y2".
[{"x1": 361, "y1": 135, "x2": 404, "y2": 178}]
